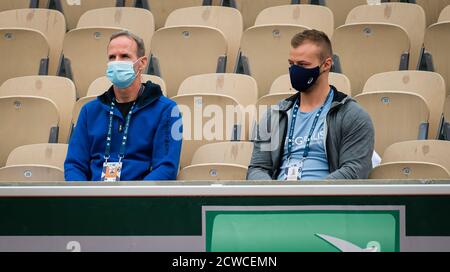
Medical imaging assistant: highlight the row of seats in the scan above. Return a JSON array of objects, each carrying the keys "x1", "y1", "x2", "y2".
[
  {"x1": 1, "y1": 70, "x2": 450, "y2": 169},
  {"x1": 1, "y1": 139, "x2": 450, "y2": 181},
  {"x1": 1, "y1": 4, "x2": 450, "y2": 100},
  {"x1": 2, "y1": 0, "x2": 449, "y2": 30}
]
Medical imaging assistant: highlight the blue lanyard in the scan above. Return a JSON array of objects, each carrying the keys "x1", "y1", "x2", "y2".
[
  {"x1": 104, "y1": 99, "x2": 136, "y2": 163},
  {"x1": 287, "y1": 91, "x2": 332, "y2": 160}
]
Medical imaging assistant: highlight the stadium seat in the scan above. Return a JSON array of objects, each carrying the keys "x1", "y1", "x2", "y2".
[
  {"x1": 228, "y1": 0, "x2": 293, "y2": 30},
  {"x1": 0, "y1": 28, "x2": 49, "y2": 86},
  {"x1": 369, "y1": 161, "x2": 450, "y2": 179},
  {"x1": 381, "y1": 140, "x2": 450, "y2": 172},
  {"x1": 441, "y1": 95, "x2": 450, "y2": 140},
  {"x1": 354, "y1": 91, "x2": 429, "y2": 156},
  {"x1": 240, "y1": 24, "x2": 309, "y2": 98},
  {"x1": 0, "y1": 96, "x2": 59, "y2": 166},
  {"x1": 346, "y1": 2, "x2": 426, "y2": 70},
  {"x1": 62, "y1": 26, "x2": 123, "y2": 98},
  {"x1": 0, "y1": 164, "x2": 64, "y2": 182},
  {"x1": 77, "y1": 7, "x2": 155, "y2": 57},
  {"x1": 177, "y1": 141, "x2": 253, "y2": 180},
  {"x1": 423, "y1": 22, "x2": 450, "y2": 98},
  {"x1": 71, "y1": 96, "x2": 96, "y2": 130},
  {"x1": 6, "y1": 143, "x2": 68, "y2": 170},
  {"x1": 178, "y1": 73, "x2": 258, "y2": 107},
  {"x1": 140, "y1": 0, "x2": 206, "y2": 29},
  {"x1": 364, "y1": 71, "x2": 445, "y2": 139},
  {"x1": 0, "y1": 9, "x2": 66, "y2": 75},
  {"x1": 319, "y1": 0, "x2": 380, "y2": 28},
  {"x1": 0, "y1": 0, "x2": 33, "y2": 12},
  {"x1": 87, "y1": 75, "x2": 167, "y2": 96},
  {"x1": 52, "y1": 0, "x2": 118, "y2": 30},
  {"x1": 0, "y1": 76, "x2": 76, "y2": 144},
  {"x1": 438, "y1": 5, "x2": 450, "y2": 21},
  {"x1": 255, "y1": 4, "x2": 334, "y2": 37},
  {"x1": 150, "y1": 26, "x2": 228, "y2": 98},
  {"x1": 332, "y1": 23, "x2": 410, "y2": 95},
  {"x1": 165, "y1": 6, "x2": 243, "y2": 73},
  {"x1": 39, "y1": 0, "x2": 49, "y2": 8},
  {"x1": 414, "y1": 0, "x2": 450, "y2": 26}
]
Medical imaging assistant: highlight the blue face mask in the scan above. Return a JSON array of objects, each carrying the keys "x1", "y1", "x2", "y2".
[
  {"x1": 289, "y1": 64, "x2": 321, "y2": 93},
  {"x1": 106, "y1": 59, "x2": 140, "y2": 89}
]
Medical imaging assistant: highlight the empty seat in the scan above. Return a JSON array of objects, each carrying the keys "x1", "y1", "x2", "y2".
[
  {"x1": 71, "y1": 96, "x2": 96, "y2": 130},
  {"x1": 0, "y1": 0, "x2": 32, "y2": 12},
  {"x1": 0, "y1": 96, "x2": 59, "y2": 166},
  {"x1": 346, "y1": 3, "x2": 426, "y2": 70},
  {"x1": 0, "y1": 9, "x2": 66, "y2": 75},
  {"x1": 438, "y1": 5, "x2": 450, "y2": 21},
  {"x1": 141, "y1": 0, "x2": 205, "y2": 29},
  {"x1": 423, "y1": 22, "x2": 450, "y2": 98},
  {"x1": 178, "y1": 73, "x2": 258, "y2": 107},
  {"x1": 364, "y1": 71, "x2": 446, "y2": 139},
  {"x1": 0, "y1": 76, "x2": 76, "y2": 144},
  {"x1": 0, "y1": 28, "x2": 49, "y2": 86},
  {"x1": 88, "y1": 75, "x2": 167, "y2": 96},
  {"x1": 229, "y1": 0, "x2": 292, "y2": 29},
  {"x1": 6, "y1": 143, "x2": 68, "y2": 170},
  {"x1": 321, "y1": 0, "x2": 376, "y2": 28},
  {"x1": 240, "y1": 24, "x2": 309, "y2": 98},
  {"x1": 332, "y1": 23, "x2": 410, "y2": 95},
  {"x1": 369, "y1": 161, "x2": 450, "y2": 179},
  {"x1": 150, "y1": 26, "x2": 228, "y2": 98},
  {"x1": 415, "y1": 0, "x2": 450, "y2": 26},
  {"x1": 77, "y1": 7, "x2": 155, "y2": 57},
  {"x1": 62, "y1": 26, "x2": 123, "y2": 98},
  {"x1": 177, "y1": 141, "x2": 253, "y2": 180},
  {"x1": 0, "y1": 164, "x2": 64, "y2": 182},
  {"x1": 255, "y1": 4, "x2": 334, "y2": 37},
  {"x1": 165, "y1": 6, "x2": 243, "y2": 73},
  {"x1": 354, "y1": 91, "x2": 429, "y2": 156},
  {"x1": 382, "y1": 140, "x2": 450, "y2": 172},
  {"x1": 53, "y1": 0, "x2": 118, "y2": 30}
]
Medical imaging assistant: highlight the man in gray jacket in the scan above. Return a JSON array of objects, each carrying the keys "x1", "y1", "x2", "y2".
[{"x1": 247, "y1": 30, "x2": 374, "y2": 181}]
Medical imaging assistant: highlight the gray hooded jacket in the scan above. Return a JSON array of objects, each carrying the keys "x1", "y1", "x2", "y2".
[{"x1": 247, "y1": 86, "x2": 374, "y2": 180}]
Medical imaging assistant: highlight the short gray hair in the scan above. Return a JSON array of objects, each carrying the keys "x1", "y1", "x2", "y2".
[{"x1": 109, "y1": 30, "x2": 146, "y2": 58}]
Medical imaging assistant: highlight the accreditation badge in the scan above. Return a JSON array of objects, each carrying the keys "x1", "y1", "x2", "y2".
[
  {"x1": 285, "y1": 164, "x2": 299, "y2": 181},
  {"x1": 101, "y1": 161, "x2": 122, "y2": 182}
]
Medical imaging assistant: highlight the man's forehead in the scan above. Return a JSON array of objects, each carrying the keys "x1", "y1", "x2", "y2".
[
  {"x1": 108, "y1": 36, "x2": 137, "y2": 53},
  {"x1": 290, "y1": 42, "x2": 322, "y2": 60}
]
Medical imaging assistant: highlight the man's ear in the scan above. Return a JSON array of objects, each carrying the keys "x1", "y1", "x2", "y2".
[
  {"x1": 138, "y1": 56, "x2": 148, "y2": 73},
  {"x1": 323, "y1": 57, "x2": 333, "y2": 72}
]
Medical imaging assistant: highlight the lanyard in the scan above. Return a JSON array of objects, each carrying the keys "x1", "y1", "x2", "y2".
[
  {"x1": 287, "y1": 91, "x2": 332, "y2": 160},
  {"x1": 104, "y1": 99, "x2": 136, "y2": 163}
]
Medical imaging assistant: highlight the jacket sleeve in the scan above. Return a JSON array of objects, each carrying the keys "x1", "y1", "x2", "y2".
[
  {"x1": 64, "y1": 105, "x2": 91, "y2": 181},
  {"x1": 144, "y1": 103, "x2": 182, "y2": 181},
  {"x1": 326, "y1": 103, "x2": 375, "y2": 180},
  {"x1": 246, "y1": 109, "x2": 276, "y2": 180}
]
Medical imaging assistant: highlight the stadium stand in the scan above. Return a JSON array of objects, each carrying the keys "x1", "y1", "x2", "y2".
[
  {"x1": 0, "y1": 0, "x2": 34, "y2": 12},
  {"x1": 332, "y1": 23, "x2": 410, "y2": 95},
  {"x1": 6, "y1": 143, "x2": 68, "y2": 170},
  {"x1": 0, "y1": 76, "x2": 76, "y2": 144},
  {"x1": 441, "y1": 95, "x2": 450, "y2": 140},
  {"x1": 346, "y1": 2, "x2": 426, "y2": 70},
  {"x1": 0, "y1": 8, "x2": 66, "y2": 75},
  {"x1": 412, "y1": 0, "x2": 450, "y2": 26},
  {"x1": 150, "y1": 26, "x2": 228, "y2": 98},
  {"x1": 177, "y1": 141, "x2": 253, "y2": 180},
  {"x1": 438, "y1": 4, "x2": 450, "y2": 21},
  {"x1": 355, "y1": 91, "x2": 429, "y2": 156},
  {"x1": 165, "y1": 6, "x2": 243, "y2": 73},
  {"x1": 0, "y1": 96, "x2": 59, "y2": 166},
  {"x1": 364, "y1": 71, "x2": 446, "y2": 139},
  {"x1": 369, "y1": 161, "x2": 450, "y2": 179}
]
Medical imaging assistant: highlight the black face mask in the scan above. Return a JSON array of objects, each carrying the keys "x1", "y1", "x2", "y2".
[{"x1": 289, "y1": 64, "x2": 322, "y2": 93}]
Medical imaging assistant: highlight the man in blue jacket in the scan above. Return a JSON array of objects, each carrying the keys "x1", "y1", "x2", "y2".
[{"x1": 65, "y1": 30, "x2": 182, "y2": 181}]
